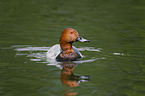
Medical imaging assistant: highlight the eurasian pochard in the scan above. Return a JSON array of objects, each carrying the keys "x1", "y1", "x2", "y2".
[{"x1": 56, "y1": 28, "x2": 90, "y2": 61}]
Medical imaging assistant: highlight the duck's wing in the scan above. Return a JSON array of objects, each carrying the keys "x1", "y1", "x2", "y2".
[
  {"x1": 46, "y1": 44, "x2": 62, "y2": 59},
  {"x1": 72, "y1": 46, "x2": 83, "y2": 58}
]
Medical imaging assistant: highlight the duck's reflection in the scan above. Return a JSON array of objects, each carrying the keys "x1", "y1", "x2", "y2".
[{"x1": 60, "y1": 63, "x2": 89, "y2": 96}]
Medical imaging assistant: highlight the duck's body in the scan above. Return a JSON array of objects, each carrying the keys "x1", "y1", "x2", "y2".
[
  {"x1": 56, "y1": 46, "x2": 82, "y2": 61},
  {"x1": 46, "y1": 44, "x2": 83, "y2": 60},
  {"x1": 47, "y1": 28, "x2": 89, "y2": 61}
]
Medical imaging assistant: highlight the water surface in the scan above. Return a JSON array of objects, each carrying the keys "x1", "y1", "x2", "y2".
[{"x1": 0, "y1": 0, "x2": 145, "y2": 96}]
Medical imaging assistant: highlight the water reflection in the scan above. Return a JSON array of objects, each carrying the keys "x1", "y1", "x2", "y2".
[{"x1": 60, "y1": 62, "x2": 89, "y2": 96}]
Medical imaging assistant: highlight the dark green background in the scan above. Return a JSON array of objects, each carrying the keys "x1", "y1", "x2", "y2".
[{"x1": 0, "y1": 0, "x2": 145, "y2": 96}]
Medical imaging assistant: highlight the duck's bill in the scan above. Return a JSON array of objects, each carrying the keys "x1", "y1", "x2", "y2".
[{"x1": 76, "y1": 36, "x2": 90, "y2": 42}]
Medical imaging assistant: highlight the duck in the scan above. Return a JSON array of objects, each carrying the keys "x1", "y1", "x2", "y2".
[{"x1": 46, "y1": 28, "x2": 90, "y2": 61}]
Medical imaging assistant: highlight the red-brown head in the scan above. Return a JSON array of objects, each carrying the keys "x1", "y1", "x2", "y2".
[
  {"x1": 60, "y1": 28, "x2": 78, "y2": 43},
  {"x1": 59, "y1": 28, "x2": 90, "y2": 52},
  {"x1": 60, "y1": 28, "x2": 90, "y2": 44}
]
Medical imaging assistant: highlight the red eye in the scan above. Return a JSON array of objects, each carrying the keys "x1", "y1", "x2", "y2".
[{"x1": 70, "y1": 32, "x2": 73, "y2": 34}]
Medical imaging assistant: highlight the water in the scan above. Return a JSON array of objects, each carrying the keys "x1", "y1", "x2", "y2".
[{"x1": 0, "y1": 0, "x2": 145, "y2": 96}]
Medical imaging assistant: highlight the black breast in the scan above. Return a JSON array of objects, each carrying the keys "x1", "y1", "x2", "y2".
[{"x1": 56, "y1": 52, "x2": 82, "y2": 61}]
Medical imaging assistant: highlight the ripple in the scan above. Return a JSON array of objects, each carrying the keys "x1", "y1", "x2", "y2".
[
  {"x1": 77, "y1": 47, "x2": 102, "y2": 52},
  {"x1": 12, "y1": 45, "x2": 104, "y2": 68},
  {"x1": 14, "y1": 47, "x2": 50, "y2": 51}
]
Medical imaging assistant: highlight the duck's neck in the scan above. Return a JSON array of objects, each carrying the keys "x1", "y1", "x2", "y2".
[{"x1": 60, "y1": 41, "x2": 74, "y2": 53}]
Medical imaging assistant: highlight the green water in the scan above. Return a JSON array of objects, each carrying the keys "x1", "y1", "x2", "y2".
[{"x1": 0, "y1": 0, "x2": 145, "y2": 96}]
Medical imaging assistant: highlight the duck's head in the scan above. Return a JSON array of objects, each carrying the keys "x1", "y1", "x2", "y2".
[{"x1": 60, "y1": 28, "x2": 90, "y2": 44}]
